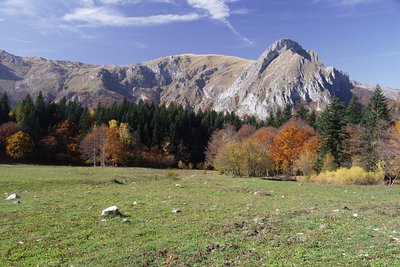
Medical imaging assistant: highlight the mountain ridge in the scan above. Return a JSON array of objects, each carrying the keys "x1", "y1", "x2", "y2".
[{"x1": 0, "y1": 39, "x2": 398, "y2": 119}]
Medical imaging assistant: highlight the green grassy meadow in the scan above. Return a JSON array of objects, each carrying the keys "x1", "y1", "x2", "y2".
[{"x1": 1, "y1": 165, "x2": 399, "y2": 266}]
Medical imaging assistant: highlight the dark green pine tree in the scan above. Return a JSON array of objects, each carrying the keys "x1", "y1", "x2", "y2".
[
  {"x1": 362, "y1": 86, "x2": 391, "y2": 128},
  {"x1": 267, "y1": 111, "x2": 276, "y2": 127},
  {"x1": 79, "y1": 108, "x2": 92, "y2": 135},
  {"x1": 360, "y1": 86, "x2": 392, "y2": 171},
  {"x1": 306, "y1": 110, "x2": 317, "y2": 129},
  {"x1": 0, "y1": 92, "x2": 10, "y2": 124},
  {"x1": 298, "y1": 103, "x2": 308, "y2": 121},
  {"x1": 35, "y1": 92, "x2": 48, "y2": 135},
  {"x1": 282, "y1": 105, "x2": 292, "y2": 123},
  {"x1": 346, "y1": 95, "x2": 362, "y2": 124},
  {"x1": 16, "y1": 94, "x2": 40, "y2": 140},
  {"x1": 275, "y1": 107, "x2": 283, "y2": 127},
  {"x1": 317, "y1": 98, "x2": 350, "y2": 169}
]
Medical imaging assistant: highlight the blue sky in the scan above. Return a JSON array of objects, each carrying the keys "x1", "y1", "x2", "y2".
[{"x1": 0, "y1": 0, "x2": 399, "y2": 88}]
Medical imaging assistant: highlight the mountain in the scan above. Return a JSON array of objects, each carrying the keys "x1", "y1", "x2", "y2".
[{"x1": 0, "y1": 39, "x2": 397, "y2": 119}]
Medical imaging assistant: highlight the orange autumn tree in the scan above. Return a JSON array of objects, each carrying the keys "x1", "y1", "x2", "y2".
[
  {"x1": 104, "y1": 120, "x2": 126, "y2": 166},
  {"x1": 80, "y1": 124, "x2": 108, "y2": 166},
  {"x1": 249, "y1": 127, "x2": 277, "y2": 151},
  {"x1": 271, "y1": 120, "x2": 319, "y2": 174}
]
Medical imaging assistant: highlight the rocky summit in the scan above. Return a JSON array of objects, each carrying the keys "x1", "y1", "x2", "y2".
[{"x1": 0, "y1": 39, "x2": 397, "y2": 119}]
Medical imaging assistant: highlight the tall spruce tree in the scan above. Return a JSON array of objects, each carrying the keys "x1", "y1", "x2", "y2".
[
  {"x1": 362, "y1": 86, "x2": 391, "y2": 128},
  {"x1": 298, "y1": 104, "x2": 308, "y2": 121},
  {"x1": 0, "y1": 92, "x2": 10, "y2": 124},
  {"x1": 282, "y1": 105, "x2": 292, "y2": 123},
  {"x1": 306, "y1": 110, "x2": 317, "y2": 129},
  {"x1": 15, "y1": 95, "x2": 40, "y2": 140},
  {"x1": 360, "y1": 86, "x2": 391, "y2": 170},
  {"x1": 347, "y1": 95, "x2": 362, "y2": 124},
  {"x1": 317, "y1": 98, "x2": 350, "y2": 169}
]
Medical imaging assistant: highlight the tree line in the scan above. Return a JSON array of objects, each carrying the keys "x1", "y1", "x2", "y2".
[
  {"x1": 206, "y1": 87, "x2": 400, "y2": 184},
  {"x1": 0, "y1": 87, "x2": 398, "y2": 184}
]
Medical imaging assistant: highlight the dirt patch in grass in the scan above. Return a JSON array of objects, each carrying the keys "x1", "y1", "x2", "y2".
[
  {"x1": 358, "y1": 204, "x2": 400, "y2": 217},
  {"x1": 224, "y1": 187, "x2": 272, "y2": 196},
  {"x1": 289, "y1": 206, "x2": 318, "y2": 217}
]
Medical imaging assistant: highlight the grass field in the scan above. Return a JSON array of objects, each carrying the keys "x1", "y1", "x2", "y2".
[{"x1": 1, "y1": 165, "x2": 399, "y2": 266}]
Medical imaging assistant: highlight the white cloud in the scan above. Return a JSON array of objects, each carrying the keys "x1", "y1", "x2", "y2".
[
  {"x1": 99, "y1": 0, "x2": 176, "y2": 5},
  {"x1": 0, "y1": 18, "x2": 4, "y2": 22},
  {"x1": 63, "y1": 7, "x2": 200, "y2": 27},
  {"x1": 187, "y1": 0, "x2": 230, "y2": 21},
  {"x1": 186, "y1": 0, "x2": 253, "y2": 46}
]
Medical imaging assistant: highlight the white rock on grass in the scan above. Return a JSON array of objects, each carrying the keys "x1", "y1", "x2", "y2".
[
  {"x1": 101, "y1": 206, "x2": 122, "y2": 217},
  {"x1": 172, "y1": 208, "x2": 181, "y2": 213},
  {"x1": 6, "y1": 194, "x2": 20, "y2": 200}
]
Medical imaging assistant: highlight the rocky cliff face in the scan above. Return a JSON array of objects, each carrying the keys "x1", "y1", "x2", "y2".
[{"x1": 0, "y1": 39, "x2": 392, "y2": 119}]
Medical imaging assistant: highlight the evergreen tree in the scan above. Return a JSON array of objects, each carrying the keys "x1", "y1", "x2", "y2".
[
  {"x1": 298, "y1": 104, "x2": 308, "y2": 121},
  {"x1": 79, "y1": 108, "x2": 92, "y2": 135},
  {"x1": 306, "y1": 110, "x2": 317, "y2": 129},
  {"x1": 282, "y1": 105, "x2": 292, "y2": 123},
  {"x1": 360, "y1": 86, "x2": 392, "y2": 170},
  {"x1": 275, "y1": 107, "x2": 283, "y2": 127},
  {"x1": 15, "y1": 95, "x2": 40, "y2": 140},
  {"x1": 347, "y1": 95, "x2": 362, "y2": 124},
  {"x1": 267, "y1": 111, "x2": 276, "y2": 127},
  {"x1": 362, "y1": 86, "x2": 391, "y2": 128},
  {"x1": 0, "y1": 92, "x2": 10, "y2": 124},
  {"x1": 317, "y1": 98, "x2": 350, "y2": 169}
]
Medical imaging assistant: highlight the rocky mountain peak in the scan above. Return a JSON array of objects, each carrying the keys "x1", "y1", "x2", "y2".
[
  {"x1": 1, "y1": 39, "x2": 394, "y2": 120},
  {"x1": 265, "y1": 38, "x2": 302, "y2": 54}
]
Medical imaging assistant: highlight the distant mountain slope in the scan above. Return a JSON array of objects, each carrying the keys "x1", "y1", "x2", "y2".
[{"x1": 0, "y1": 39, "x2": 397, "y2": 119}]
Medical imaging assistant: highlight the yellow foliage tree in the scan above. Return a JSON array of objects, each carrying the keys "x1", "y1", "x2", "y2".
[
  {"x1": 109, "y1": 119, "x2": 118, "y2": 129},
  {"x1": 6, "y1": 131, "x2": 34, "y2": 159},
  {"x1": 104, "y1": 127, "x2": 126, "y2": 166}
]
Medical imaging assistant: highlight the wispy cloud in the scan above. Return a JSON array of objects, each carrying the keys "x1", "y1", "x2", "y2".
[
  {"x1": 186, "y1": 0, "x2": 253, "y2": 45},
  {"x1": 0, "y1": 0, "x2": 38, "y2": 16},
  {"x1": 63, "y1": 7, "x2": 200, "y2": 27},
  {"x1": 0, "y1": 18, "x2": 4, "y2": 22},
  {"x1": 313, "y1": 0, "x2": 377, "y2": 6},
  {"x1": 0, "y1": 37, "x2": 34, "y2": 44},
  {"x1": 0, "y1": 0, "x2": 252, "y2": 45}
]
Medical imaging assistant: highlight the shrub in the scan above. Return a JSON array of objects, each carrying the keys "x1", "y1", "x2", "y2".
[
  {"x1": 309, "y1": 166, "x2": 384, "y2": 185},
  {"x1": 165, "y1": 169, "x2": 179, "y2": 180},
  {"x1": 294, "y1": 151, "x2": 317, "y2": 176},
  {"x1": 178, "y1": 160, "x2": 187, "y2": 169}
]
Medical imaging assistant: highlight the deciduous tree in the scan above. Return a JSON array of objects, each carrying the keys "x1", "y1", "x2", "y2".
[
  {"x1": 6, "y1": 131, "x2": 34, "y2": 159},
  {"x1": 272, "y1": 120, "x2": 318, "y2": 174},
  {"x1": 80, "y1": 124, "x2": 108, "y2": 166}
]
